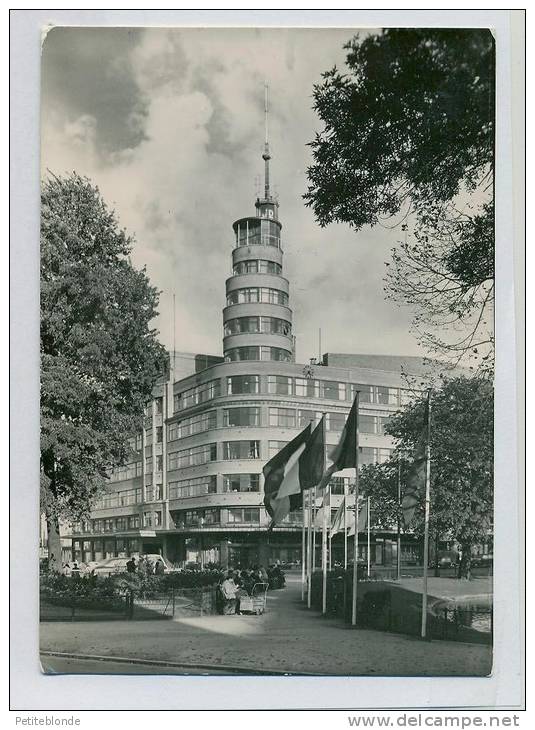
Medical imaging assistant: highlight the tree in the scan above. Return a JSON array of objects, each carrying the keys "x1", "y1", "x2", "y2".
[
  {"x1": 41, "y1": 173, "x2": 168, "y2": 568},
  {"x1": 360, "y1": 376, "x2": 493, "y2": 579},
  {"x1": 305, "y1": 29, "x2": 495, "y2": 368}
]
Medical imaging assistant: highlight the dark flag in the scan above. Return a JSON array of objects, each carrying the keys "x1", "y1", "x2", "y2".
[
  {"x1": 263, "y1": 424, "x2": 312, "y2": 526},
  {"x1": 299, "y1": 416, "x2": 326, "y2": 490},
  {"x1": 402, "y1": 398, "x2": 430, "y2": 527},
  {"x1": 329, "y1": 394, "x2": 358, "y2": 470}
]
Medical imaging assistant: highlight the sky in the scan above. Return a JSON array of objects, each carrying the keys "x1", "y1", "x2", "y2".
[{"x1": 41, "y1": 26, "x2": 422, "y2": 363}]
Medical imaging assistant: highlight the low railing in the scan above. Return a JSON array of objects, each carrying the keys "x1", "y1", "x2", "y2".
[{"x1": 40, "y1": 586, "x2": 219, "y2": 622}]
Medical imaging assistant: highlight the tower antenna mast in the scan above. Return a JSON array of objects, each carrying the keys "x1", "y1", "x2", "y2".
[{"x1": 262, "y1": 82, "x2": 271, "y2": 200}]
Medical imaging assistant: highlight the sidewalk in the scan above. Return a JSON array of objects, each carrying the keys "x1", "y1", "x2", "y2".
[{"x1": 40, "y1": 574, "x2": 492, "y2": 676}]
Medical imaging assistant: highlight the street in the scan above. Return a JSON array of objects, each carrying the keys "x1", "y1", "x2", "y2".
[{"x1": 40, "y1": 573, "x2": 492, "y2": 676}]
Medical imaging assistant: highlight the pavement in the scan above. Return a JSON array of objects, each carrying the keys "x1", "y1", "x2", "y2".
[{"x1": 40, "y1": 573, "x2": 492, "y2": 676}]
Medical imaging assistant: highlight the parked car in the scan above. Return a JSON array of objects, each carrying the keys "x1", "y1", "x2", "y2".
[
  {"x1": 92, "y1": 557, "x2": 132, "y2": 576},
  {"x1": 432, "y1": 551, "x2": 458, "y2": 569}
]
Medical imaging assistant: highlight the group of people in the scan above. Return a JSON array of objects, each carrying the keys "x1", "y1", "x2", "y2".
[
  {"x1": 217, "y1": 564, "x2": 286, "y2": 615},
  {"x1": 126, "y1": 555, "x2": 165, "y2": 576}
]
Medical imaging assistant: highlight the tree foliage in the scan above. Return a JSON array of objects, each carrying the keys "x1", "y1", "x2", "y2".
[
  {"x1": 41, "y1": 174, "x2": 168, "y2": 562},
  {"x1": 305, "y1": 29, "x2": 495, "y2": 369},
  {"x1": 360, "y1": 377, "x2": 493, "y2": 577}
]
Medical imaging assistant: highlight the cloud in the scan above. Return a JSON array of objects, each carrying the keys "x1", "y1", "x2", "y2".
[{"x1": 41, "y1": 27, "x2": 424, "y2": 361}]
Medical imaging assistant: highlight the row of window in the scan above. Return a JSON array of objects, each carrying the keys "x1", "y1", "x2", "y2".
[
  {"x1": 226, "y1": 375, "x2": 403, "y2": 405},
  {"x1": 109, "y1": 462, "x2": 142, "y2": 482},
  {"x1": 94, "y1": 488, "x2": 142, "y2": 509},
  {"x1": 226, "y1": 287, "x2": 289, "y2": 307},
  {"x1": 223, "y1": 316, "x2": 291, "y2": 337},
  {"x1": 173, "y1": 507, "x2": 261, "y2": 528},
  {"x1": 224, "y1": 346, "x2": 292, "y2": 363},
  {"x1": 267, "y1": 441, "x2": 392, "y2": 465},
  {"x1": 174, "y1": 380, "x2": 221, "y2": 412},
  {"x1": 233, "y1": 260, "x2": 282, "y2": 276},
  {"x1": 235, "y1": 220, "x2": 281, "y2": 249},
  {"x1": 168, "y1": 411, "x2": 217, "y2": 441},
  {"x1": 173, "y1": 376, "x2": 406, "y2": 413}
]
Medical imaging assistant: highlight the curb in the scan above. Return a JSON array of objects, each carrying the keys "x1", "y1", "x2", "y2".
[{"x1": 40, "y1": 650, "x2": 317, "y2": 676}]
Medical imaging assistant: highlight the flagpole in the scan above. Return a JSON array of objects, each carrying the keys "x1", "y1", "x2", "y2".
[
  {"x1": 397, "y1": 456, "x2": 402, "y2": 581},
  {"x1": 367, "y1": 496, "x2": 371, "y2": 579},
  {"x1": 301, "y1": 491, "x2": 306, "y2": 601},
  {"x1": 321, "y1": 416, "x2": 328, "y2": 615},
  {"x1": 307, "y1": 487, "x2": 313, "y2": 609},
  {"x1": 312, "y1": 486, "x2": 317, "y2": 574},
  {"x1": 343, "y1": 479, "x2": 348, "y2": 569},
  {"x1": 421, "y1": 389, "x2": 432, "y2": 639},
  {"x1": 351, "y1": 391, "x2": 360, "y2": 626}
]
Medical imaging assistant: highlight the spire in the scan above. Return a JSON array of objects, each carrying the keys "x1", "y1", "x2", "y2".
[{"x1": 262, "y1": 82, "x2": 271, "y2": 199}]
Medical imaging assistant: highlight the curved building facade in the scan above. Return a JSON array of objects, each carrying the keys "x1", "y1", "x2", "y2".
[{"x1": 68, "y1": 118, "x2": 428, "y2": 570}]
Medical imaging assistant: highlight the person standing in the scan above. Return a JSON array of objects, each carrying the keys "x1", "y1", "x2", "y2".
[{"x1": 220, "y1": 571, "x2": 238, "y2": 615}]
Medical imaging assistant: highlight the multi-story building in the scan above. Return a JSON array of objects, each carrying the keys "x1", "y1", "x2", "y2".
[{"x1": 68, "y1": 117, "x2": 433, "y2": 571}]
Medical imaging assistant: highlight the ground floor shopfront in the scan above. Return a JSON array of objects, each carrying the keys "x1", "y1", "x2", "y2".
[{"x1": 70, "y1": 529, "x2": 426, "y2": 570}]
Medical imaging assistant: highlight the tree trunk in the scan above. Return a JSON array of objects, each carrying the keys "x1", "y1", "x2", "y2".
[
  {"x1": 46, "y1": 512, "x2": 63, "y2": 571},
  {"x1": 458, "y1": 543, "x2": 472, "y2": 580},
  {"x1": 434, "y1": 531, "x2": 440, "y2": 577}
]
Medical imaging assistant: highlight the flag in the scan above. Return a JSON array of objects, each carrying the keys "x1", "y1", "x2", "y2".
[
  {"x1": 263, "y1": 424, "x2": 311, "y2": 526},
  {"x1": 347, "y1": 497, "x2": 368, "y2": 536},
  {"x1": 314, "y1": 484, "x2": 331, "y2": 529},
  {"x1": 300, "y1": 417, "x2": 326, "y2": 490},
  {"x1": 330, "y1": 497, "x2": 346, "y2": 537},
  {"x1": 329, "y1": 394, "x2": 358, "y2": 470},
  {"x1": 402, "y1": 398, "x2": 429, "y2": 527}
]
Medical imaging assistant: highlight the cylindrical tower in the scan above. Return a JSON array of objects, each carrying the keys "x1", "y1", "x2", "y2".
[{"x1": 222, "y1": 86, "x2": 294, "y2": 364}]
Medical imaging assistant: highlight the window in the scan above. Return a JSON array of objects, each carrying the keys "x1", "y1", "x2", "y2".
[
  {"x1": 203, "y1": 508, "x2": 220, "y2": 525},
  {"x1": 267, "y1": 375, "x2": 293, "y2": 395},
  {"x1": 360, "y1": 447, "x2": 376, "y2": 465},
  {"x1": 328, "y1": 411, "x2": 346, "y2": 432},
  {"x1": 168, "y1": 443, "x2": 217, "y2": 470},
  {"x1": 376, "y1": 386, "x2": 399, "y2": 406},
  {"x1": 233, "y1": 259, "x2": 282, "y2": 275},
  {"x1": 297, "y1": 409, "x2": 320, "y2": 428},
  {"x1": 330, "y1": 477, "x2": 349, "y2": 495},
  {"x1": 224, "y1": 346, "x2": 260, "y2": 362},
  {"x1": 349, "y1": 384, "x2": 373, "y2": 403},
  {"x1": 227, "y1": 507, "x2": 260, "y2": 524},
  {"x1": 268, "y1": 440, "x2": 288, "y2": 458},
  {"x1": 227, "y1": 375, "x2": 259, "y2": 395},
  {"x1": 269, "y1": 407, "x2": 296, "y2": 428},
  {"x1": 103, "y1": 519, "x2": 114, "y2": 532},
  {"x1": 223, "y1": 474, "x2": 260, "y2": 493},
  {"x1": 360, "y1": 415, "x2": 376, "y2": 434},
  {"x1": 226, "y1": 288, "x2": 288, "y2": 306},
  {"x1": 224, "y1": 316, "x2": 291, "y2": 336},
  {"x1": 223, "y1": 441, "x2": 260, "y2": 460},
  {"x1": 143, "y1": 512, "x2": 153, "y2": 528},
  {"x1": 223, "y1": 407, "x2": 260, "y2": 427},
  {"x1": 321, "y1": 380, "x2": 344, "y2": 400},
  {"x1": 136, "y1": 461, "x2": 142, "y2": 476},
  {"x1": 169, "y1": 411, "x2": 216, "y2": 440},
  {"x1": 116, "y1": 517, "x2": 127, "y2": 532},
  {"x1": 295, "y1": 377, "x2": 319, "y2": 398},
  {"x1": 260, "y1": 346, "x2": 292, "y2": 362},
  {"x1": 174, "y1": 380, "x2": 220, "y2": 412},
  {"x1": 136, "y1": 434, "x2": 143, "y2": 450},
  {"x1": 169, "y1": 475, "x2": 217, "y2": 500},
  {"x1": 145, "y1": 456, "x2": 153, "y2": 472},
  {"x1": 154, "y1": 511, "x2": 162, "y2": 527},
  {"x1": 129, "y1": 515, "x2": 140, "y2": 529},
  {"x1": 155, "y1": 397, "x2": 163, "y2": 415},
  {"x1": 155, "y1": 426, "x2": 163, "y2": 443},
  {"x1": 155, "y1": 455, "x2": 163, "y2": 473}
]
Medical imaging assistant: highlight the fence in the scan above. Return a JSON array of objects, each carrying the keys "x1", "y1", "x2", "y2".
[
  {"x1": 40, "y1": 586, "x2": 219, "y2": 622},
  {"x1": 310, "y1": 570, "x2": 492, "y2": 645}
]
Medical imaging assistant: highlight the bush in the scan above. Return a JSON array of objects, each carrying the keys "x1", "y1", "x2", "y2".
[{"x1": 39, "y1": 564, "x2": 223, "y2": 606}]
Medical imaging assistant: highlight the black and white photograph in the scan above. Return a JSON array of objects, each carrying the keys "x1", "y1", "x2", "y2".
[
  {"x1": 37, "y1": 24, "x2": 496, "y2": 678},
  {"x1": 8, "y1": 9, "x2": 525, "y2": 715}
]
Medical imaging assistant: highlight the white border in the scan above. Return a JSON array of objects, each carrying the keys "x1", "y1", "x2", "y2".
[{"x1": 9, "y1": 8, "x2": 525, "y2": 711}]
